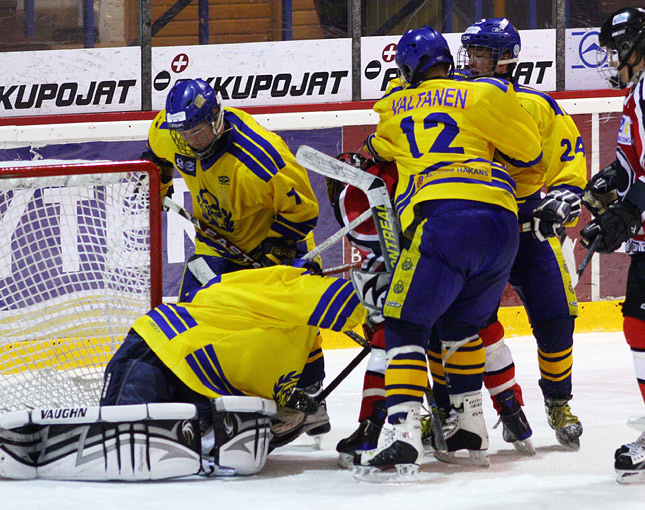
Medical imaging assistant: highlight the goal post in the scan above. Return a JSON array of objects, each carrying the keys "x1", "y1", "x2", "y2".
[{"x1": 0, "y1": 160, "x2": 162, "y2": 412}]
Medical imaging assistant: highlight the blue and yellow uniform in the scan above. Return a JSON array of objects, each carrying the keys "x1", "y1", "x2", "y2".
[
  {"x1": 147, "y1": 107, "x2": 319, "y2": 276},
  {"x1": 147, "y1": 106, "x2": 323, "y2": 388},
  {"x1": 101, "y1": 265, "x2": 365, "y2": 411},
  {"x1": 367, "y1": 77, "x2": 542, "y2": 420},
  {"x1": 502, "y1": 84, "x2": 587, "y2": 400}
]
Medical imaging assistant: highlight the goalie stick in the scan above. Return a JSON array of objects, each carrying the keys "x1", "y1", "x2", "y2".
[
  {"x1": 296, "y1": 146, "x2": 401, "y2": 272},
  {"x1": 162, "y1": 196, "x2": 262, "y2": 269}
]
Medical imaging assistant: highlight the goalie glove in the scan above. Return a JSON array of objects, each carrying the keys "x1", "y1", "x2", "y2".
[
  {"x1": 532, "y1": 189, "x2": 582, "y2": 242},
  {"x1": 580, "y1": 200, "x2": 642, "y2": 254},
  {"x1": 582, "y1": 161, "x2": 622, "y2": 216},
  {"x1": 258, "y1": 237, "x2": 298, "y2": 267}
]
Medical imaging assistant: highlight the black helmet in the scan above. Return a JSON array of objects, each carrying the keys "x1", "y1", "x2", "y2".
[{"x1": 599, "y1": 7, "x2": 645, "y2": 87}]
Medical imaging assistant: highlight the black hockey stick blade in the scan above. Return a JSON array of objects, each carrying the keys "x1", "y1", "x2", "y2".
[
  {"x1": 424, "y1": 385, "x2": 448, "y2": 453},
  {"x1": 577, "y1": 234, "x2": 602, "y2": 278},
  {"x1": 314, "y1": 331, "x2": 371, "y2": 404}
]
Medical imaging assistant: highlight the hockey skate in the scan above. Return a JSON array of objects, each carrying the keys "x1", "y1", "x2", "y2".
[
  {"x1": 544, "y1": 396, "x2": 583, "y2": 450},
  {"x1": 495, "y1": 389, "x2": 535, "y2": 455},
  {"x1": 270, "y1": 388, "x2": 330, "y2": 449},
  {"x1": 353, "y1": 405, "x2": 423, "y2": 483},
  {"x1": 336, "y1": 416, "x2": 383, "y2": 469},
  {"x1": 615, "y1": 430, "x2": 645, "y2": 484},
  {"x1": 433, "y1": 391, "x2": 489, "y2": 467}
]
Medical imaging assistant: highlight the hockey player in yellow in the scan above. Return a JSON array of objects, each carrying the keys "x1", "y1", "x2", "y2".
[
  {"x1": 451, "y1": 18, "x2": 587, "y2": 451},
  {"x1": 144, "y1": 79, "x2": 328, "y2": 436},
  {"x1": 145, "y1": 79, "x2": 319, "y2": 290},
  {"x1": 354, "y1": 26, "x2": 542, "y2": 481},
  {"x1": 0, "y1": 263, "x2": 369, "y2": 481},
  {"x1": 100, "y1": 262, "x2": 367, "y2": 452}
]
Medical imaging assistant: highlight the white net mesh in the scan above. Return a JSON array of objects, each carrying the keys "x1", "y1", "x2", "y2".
[{"x1": 0, "y1": 162, "x2": 158, "y2": 412}]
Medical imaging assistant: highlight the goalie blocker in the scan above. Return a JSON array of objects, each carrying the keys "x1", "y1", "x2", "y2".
[{"x1": 0, "y1": 397, "x2": 276, "y2": 481}]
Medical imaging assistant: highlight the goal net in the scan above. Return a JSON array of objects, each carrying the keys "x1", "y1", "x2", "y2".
[{"x1": 0, "y1": 160, "x2": 162, "y2": 412}]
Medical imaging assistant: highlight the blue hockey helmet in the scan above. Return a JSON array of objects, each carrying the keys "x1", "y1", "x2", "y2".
[
  {"x1": 598, "y1": 7, "x2": 645, "y2": 88},
  {"x1": 458, "y1": 18, "x2": 521, "y2": 78},
  {"x1": 165, "y1": 79, "x2": 225, "y2": 158},
  {"x1": 395, "y1": 26, "x2": 454, "y2": 85}
]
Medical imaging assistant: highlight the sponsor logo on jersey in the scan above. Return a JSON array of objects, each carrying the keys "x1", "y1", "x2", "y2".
[
  {"x1": 618, "y1": 115, "x2": 633, "y2": 145},
  {"x1": 40, "y1": 408, "x2": 88, "y2": 420},
  {"x1": 0, "y1": 81, "x2": 137, "y2": 111},
  {"x1": 175, "y1": 155, "x2": 197, "y2": 176},
  {"x1": 218, "y1": 176, "x2": 230, "y2": 185},
  {"x1": 273, "y1": 371, "x2": 299, "y2": 407}
]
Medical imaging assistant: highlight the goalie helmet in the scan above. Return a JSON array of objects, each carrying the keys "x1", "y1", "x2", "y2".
[
  {"x1": 326, "y1": 152, "x2": 374, "y2": 212},
  {"x1": 395, "y1": 26, "x2": 454, "y2": 85},
  {"x1": 598, "y1": 7, "x2": 645, "y2": 88},
  {"x1": 458, "y1": 18, "x2": 521, "y2": 80},
  {"x1": 165, "y1": 79, "x2": 225, "y2": 159}
]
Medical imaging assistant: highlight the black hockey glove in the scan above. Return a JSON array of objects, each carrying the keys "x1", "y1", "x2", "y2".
[
  {"x1": 580, "y1": 200, "x2": 642, "y2": 254},
  {"x1": 532, "y1": 189, "x2": 581, "y2": 242},
  {"x1": 582, "y1": 161, "x2": 621, "y2": 216},
  {"x1": 141, "y1": 149, "x2": 175, "y2": 199},
  {"x1": 259, "y1": 237, "x2": 298, "y2": 267}
]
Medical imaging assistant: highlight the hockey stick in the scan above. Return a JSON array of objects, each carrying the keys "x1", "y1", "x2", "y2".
[
  {"x1": 424, "y1": 384, "x2": 448, "y2": 453},
  {"x1": 303, "y1": 209, "x2": 372, "y2": 261},
  {"x1": 296, "y1": 146, "x2": 401, "y2": 272},
  {"x1": 577, "y1": 234, "x2": 602, "y2": 278},
  {"x1": 162, "y1": 196, "x2": 262, "y2": 269},
  {"x1": 322, "y1": 261, "x2": 362, "y2": 275},
  {"x1": 338, "y1": 330, "x2": 448, "y2": 452},
  {"x1": 314, "y1": 330, "x2": 371, "y2": 404}
]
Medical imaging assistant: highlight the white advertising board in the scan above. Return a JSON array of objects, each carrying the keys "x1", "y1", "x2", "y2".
[
  {"x1": 360, "y1": 29, "x2": 556, "y2": 100},
  {"x1": 151, "y1": 39, "x2": 352, "y2": 110},
  {"x1": 0, "y1": 47, "x2": 141, "y2": 117},
  {"x1": 565, "y1": 28, "x2": 611, "y2": 91}
]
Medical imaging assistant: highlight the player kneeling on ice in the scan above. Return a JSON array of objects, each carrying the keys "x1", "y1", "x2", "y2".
[{"x1": 0, "y1": 263, "x2": 378, "y2": 481}]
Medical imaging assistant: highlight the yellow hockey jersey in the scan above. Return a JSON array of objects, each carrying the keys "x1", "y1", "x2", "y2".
[
  {"x1": 367, "y1": 77, "x2": 543, "y2": 236},
  {"x1": 147, "y1": 107, "x2": 319, "y2": 261},
  {"x1": 508, "y1": 85, "x2": 587, "y2": 223},
  {"x1": 132, "y1": 265, "x2": 365, "y2": 405}
]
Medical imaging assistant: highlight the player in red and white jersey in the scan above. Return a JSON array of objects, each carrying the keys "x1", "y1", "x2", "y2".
[{"x1": 582, "y1": 7, "x2": 645, "y2": 484}]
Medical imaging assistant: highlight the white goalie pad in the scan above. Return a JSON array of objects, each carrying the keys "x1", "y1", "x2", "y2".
[
  {"x1": 202, "y1": 396, "x2": 276, "y2": 477},
  {"x1": 0, "y1": 403, "x2": 201, "y2": 481}
]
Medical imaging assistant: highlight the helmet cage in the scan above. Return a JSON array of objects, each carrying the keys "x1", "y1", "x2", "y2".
[
  {"x1": 458, "y1": 18, "x2": 521, "y2": 78},
  {"x1": 166, "y1": 80, "x2": 225, "y2": 159}
]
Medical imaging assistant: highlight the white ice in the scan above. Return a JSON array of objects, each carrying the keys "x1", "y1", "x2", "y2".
[{"x1": 3, "y1": 331, "x2": 644, "y2": 510}]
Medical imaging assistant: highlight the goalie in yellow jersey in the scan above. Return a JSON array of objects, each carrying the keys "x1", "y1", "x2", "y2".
[
  {"x1": 0, "y1": 262, "x2": 377, "y2": 480},
  {"x1": 98, "y1": 261, "x2": 368, "y2": 476}
]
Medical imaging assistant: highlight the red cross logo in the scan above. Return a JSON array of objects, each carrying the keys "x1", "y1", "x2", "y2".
[
  {"x1": 382, "y1": 43, "x2": 397, "y2": 62},
  {"x1": 171, "y1": 53, "x2": 190, "y2": 73}
]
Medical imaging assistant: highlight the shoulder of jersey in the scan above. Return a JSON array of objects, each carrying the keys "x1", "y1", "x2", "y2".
[
  {"x1": 513, "y1": 83, "x2": 566, "y2": 116},
  {"x1": 467, "y1": 76, "x2": 512, "y2": 94}
]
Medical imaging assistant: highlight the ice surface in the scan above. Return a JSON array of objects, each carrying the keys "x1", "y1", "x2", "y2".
[{"x1": 3, "y1": 332, "x2": 644, "y2": 510}]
